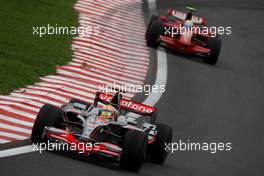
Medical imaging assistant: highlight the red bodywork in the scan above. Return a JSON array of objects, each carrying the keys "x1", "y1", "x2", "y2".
[
  {"x1": 45, "y1": 129, "x2": 122, "y2": 157},
  {"x1": 158, "y1": 10, "x2": 212, "y2": 56},
  {"x1": 43, "y1": 92, "x2": 157, "y2": 159}
]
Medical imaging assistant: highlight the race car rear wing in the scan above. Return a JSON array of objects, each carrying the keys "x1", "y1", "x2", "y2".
[
  {"x1": 167, "y1": 9, "x2": 207, "y2": 25},
  {"x1": 94, "y1": 91, "x2": 156, "y2": 116}
]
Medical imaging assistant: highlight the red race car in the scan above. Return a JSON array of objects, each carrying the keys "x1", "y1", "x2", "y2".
[
  {"x1": 146, "y1": 7, "x2": 222, "y2": 65},
  {"x1": 31, "y1": 91, "x2": 172, "y2": 172}
]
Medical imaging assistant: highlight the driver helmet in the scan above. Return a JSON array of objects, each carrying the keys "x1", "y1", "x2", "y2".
[
  {"x1": 99, "y1": 104, "x2": 117, "y2": 121},
  {"x1": 183, "y1": 20, "x2": 193, "y2": 29}
]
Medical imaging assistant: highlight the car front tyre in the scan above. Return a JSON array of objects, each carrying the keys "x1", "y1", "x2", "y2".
[
  {"x1": 148, "y1": 123, "x2": 173, "y2": 164},
  {"x1": 203, "y1": 35, "x2": 222, "y2": 65},
  {"x1": 146, "y1": 20, "x2": 164, "y2": 48},
  {"x1": 31, "y1": 104, "x2": 63, "y2": 144},
  {"x1": 119, "y1": 130, "x2": 148, "y2": 172},
  {"x1": 145, "y1": 14, "x2": 159, "y2": 39}
]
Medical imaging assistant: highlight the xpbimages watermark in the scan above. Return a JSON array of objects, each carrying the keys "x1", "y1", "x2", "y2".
[
  {"x1": 164, "y1": 25, "x2": 232, "y2": 37},
  {"x1": 32, "y1": 141, "x2": 100, "y2": 154},
  {"x1": 165, "y1": 140, "x2": 232, "y2": 154},
  {"x1": 98, "y1": 82, "x2": 166, "y2": 95},
  {"x1": 32, "y1": 24, "x2": 99, "y2": 37}
]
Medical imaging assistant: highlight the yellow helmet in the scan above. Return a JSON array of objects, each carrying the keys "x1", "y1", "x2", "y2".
[
  {"x1": 99, "y1": 105, "x2": 117, "y2": 120},
  {"x1": 184, "y1": 20, "x2": 193, "y2": 28}
]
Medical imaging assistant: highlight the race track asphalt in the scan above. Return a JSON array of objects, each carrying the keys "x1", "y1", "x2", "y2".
[{"x1": 1, "y1": 0, "x2": 264, "y2": 175}]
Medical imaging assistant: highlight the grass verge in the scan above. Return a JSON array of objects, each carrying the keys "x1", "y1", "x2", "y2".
[{"x1": 0, "y1": 0, "x2": 78, "y2": 94}]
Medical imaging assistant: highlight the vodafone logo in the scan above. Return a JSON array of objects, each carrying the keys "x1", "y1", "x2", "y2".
[
  {"x1": 99, "y1": 94, "x2": 112, "y2": 102},
  {"x1": 121, "y1": 100, "x2": 155, "y2": 114},
  {"x1": 98, "y1": 93, "x2": 155, "y2": 114}
]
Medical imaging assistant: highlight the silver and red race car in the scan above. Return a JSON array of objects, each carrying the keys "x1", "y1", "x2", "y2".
[
  {"x1": 31, "y1": 91, "x2": 173, "y2": 172},
  {"x1": 146, "y1": 7, "x2": 222, "y2": 65}
]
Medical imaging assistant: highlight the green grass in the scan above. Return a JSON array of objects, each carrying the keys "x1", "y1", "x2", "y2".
[{"x1": 0, "y1": 0, "x2": 78, "y2": 94}]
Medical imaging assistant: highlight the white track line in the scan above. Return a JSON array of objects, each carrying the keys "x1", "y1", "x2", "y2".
[
  {"x1": 144, "y1": 0, "x2": 168, "y2": 105},
  {"x1": 0, "y1": 145, "x2": 35, "y2": 158},
  {"x1": 143, "y1": 50, "x2": 167, "y2": 106}
]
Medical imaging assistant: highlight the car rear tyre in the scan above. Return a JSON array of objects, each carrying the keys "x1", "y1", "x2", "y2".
[
  {"x1": 148, "y1": 123, "x2": 173, "y2": 164},
  {"x1": 120, "y1": 130, "x2": 148, "y2": 172},
  {"x1": 203, "y1": 35, "x2": 222, "y2": 65},
  {"x1": 146, "y1": 20, "x2": 164, "y2": 48},
  {"x1": 145, "y1": 14, "x2": 159, "y2": 39},
  {"x1": 31, "y1": 104, "x2": 63, "y2": 144}
]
